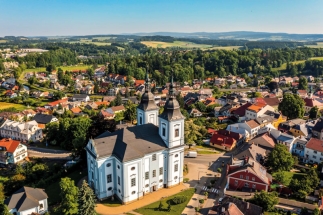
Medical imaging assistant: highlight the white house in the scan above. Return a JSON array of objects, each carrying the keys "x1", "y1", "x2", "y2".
[
  {"x1": 0, "y1": 138, "x2": 28, "y2": 164},
  {"x1": 226, "y1": 124, "x2": 250, "y2": 140},
  {"x1": 86, "y1": 75, "x2": 185, "y2": 204},
  {"x1": 304, "y1": 138, "x2": 323, "y2": 164},
  {"x1": 245, "y1": 103, "x2": 274, "y2": 121},
  {"x1": 5, "y1": 187, "x2": 48, "y2": 215},
  {"x1": 0, "y1": 119, "x2": 43, "y2": 142},
  {"x1": 71, "y1": 94, "x2": 90, "y2": 102},
  {"x1": 232, "y1": 120, "x2": 261, "y2": 138}
]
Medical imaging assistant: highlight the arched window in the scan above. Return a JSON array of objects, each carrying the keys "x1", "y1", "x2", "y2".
[
  {"x1": 107, "y1": 187, "x2": 112, "y2": 191},
  {"x1": 175, "y1": 154, "x2": 178, "y2": 157},
  {"x1": 117, "y1": 165, "x2": 120, "y2": 169},
  {"x1": 132, "y1": 191, "x2": 136, "y2": 195},
  {"x1": 106, "y1": 163, "x2": 111, "y2": 167},
  {"x1": 131, "y1": 167, "x2": 135, "y2": 171}
]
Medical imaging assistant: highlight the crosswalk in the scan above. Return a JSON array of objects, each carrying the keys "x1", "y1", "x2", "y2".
[{"x1": 201, "y1": 186, "x2": 219, "y2": 194}]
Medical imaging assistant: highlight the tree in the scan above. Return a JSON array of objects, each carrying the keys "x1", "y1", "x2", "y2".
[
  {"x1": 46, "y1": 64, "x2": 56, "y2": 73},
  {"x1": 309, "y1": 106, "x2": 321, "y2": 119},
  {"x1": 115, "y1": 93, "x2": 123, "y2": 106},
  {"x1": 274, "y1": 171, "x2": 288, "y2": 185},
  {"x1": 87, "y1": 68, "x2": 94, "y2": 79},
  {"x1": 253, "y1": 92, "x2": 262, "y2": 98},
  {"x1": 267, "y1": 144, "x2": 294, "y2": 172},
  {"x1": 28, "y1": 76, "x2": 37, "y2": 85},
  {"x1": 176, "y1": 94, "x2": 185, "y2": 109},
  {"x1": 125, "y1": 88, "x2": 130, "y2": 98},
  {"x1": 78, "y1": 180, "x2": 96, "y2": 215},
  {"x1": 124, "y1": 100, "x2": 137, "y2": 124},
  {"x1": 250, "y1": 191, "x2": 279, "y2": 211},
  {"x1": 278, "y1": 93, "x2": 305, "y2": 119},
  {"x1": 53, "y1": 91, "x2": 65, "y2": 100},
  {"x1": 184, "y1": 120, "x2": 202, "y2": 144},
  {"x1": 313, "y1": 207, "x2": 320, "y2": 215},
  {"x1": 196, "y1": 102, "x2": 206, "y2": 112},
  {"x1": 0, "y1": 183, "x2": 10, "y2": 215},
  {"x1": 298, "y1": 77, "x2": 308, "y2": 91},
  {"x1": 59, "y1": 177, "x2": 78, "y2": 215}
]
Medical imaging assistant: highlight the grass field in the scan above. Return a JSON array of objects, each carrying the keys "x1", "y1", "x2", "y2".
[
  {"x1": 305, "y1": 42, "x2": 323, "y2": 48},
  {"x1": 272, "y1": 171, "x2": 306, "y2": 186},
  {"x1": 0, "y1": 40, "x2": 7, "y2": 43},
  {"x1": 141, "y1": 41, "x2": 212, "y2": 49},
  {"x1": 69, "y1": 39, "x2": 111, "y2": 46},
  {"x1": 0, "y1": 102, "x2": 27, "y2": 111},
  {"x1": 205, "y1": 46, "x2": 242, "y2": 50},
  {"x1": 24, "y1": 64, "x2": 91, "y2": 73},
  {"x1": 135, "y1": 188, "x2": 195, "y2": 215}
]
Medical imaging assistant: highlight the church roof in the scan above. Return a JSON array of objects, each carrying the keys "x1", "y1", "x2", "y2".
[
  {"x1": 137, "y1": 70, "x2": 159, "y2": 111},
  {"x1": 91, "y1": 123, "x2": 167, "y2": 162}
]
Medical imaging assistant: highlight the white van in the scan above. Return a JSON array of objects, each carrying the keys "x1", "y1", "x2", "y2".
[{"x1": 186, "y1": 151, "x2": 197, "y2": 158}]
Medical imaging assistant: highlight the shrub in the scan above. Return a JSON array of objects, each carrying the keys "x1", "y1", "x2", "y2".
[
  {"x1": 172, "y1": 195, "x2": 187, "y2": 205},
  {"x1": 199, "y1": 199, "x2": 204, "y2": 204},
  {"x1": 183, "y1": 178, "x2": 189, "y2": 183},
  {"x1": 217, "y1": 168, "x2": 222, "y2": 172},
  {"x1": 300, "y1": 168, "x2": 306, "y2": 173},
  {"x1": 195, "y1": 207, "x2": 200, "y2": 212}
]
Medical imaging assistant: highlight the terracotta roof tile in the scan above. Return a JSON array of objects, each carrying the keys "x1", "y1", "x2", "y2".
[
  {"x1": 246, "y1": 120, "x2": 260, "y2": 129},
  {"x1": 0, "y1": 138, "x2": 21, "y2": 153},
  {"x1": 306, "y1": 138, "x2": 323, "y2": 152}
]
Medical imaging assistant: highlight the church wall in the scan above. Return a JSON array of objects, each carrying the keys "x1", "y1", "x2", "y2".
[
  {"x1": 137, "y1": 109, "x2": 159, "y2": 126},
  {"x1": 115, "y1": 159, "x2": 123, "y2": 202},
  {"x1": 167, "y1": 146, "x2": 184, "y2": 187},
  {"x1": 123, "y1": 158, "x2": 141, "y2": 202}
]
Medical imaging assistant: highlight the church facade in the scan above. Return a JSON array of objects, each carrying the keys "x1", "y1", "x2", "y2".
[{"x1": 85, "y1": 73, "x2": 185, "y2": 204}]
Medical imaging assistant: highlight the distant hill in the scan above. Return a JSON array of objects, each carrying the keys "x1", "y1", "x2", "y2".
[{"x1": 129, "y1": 31, "x2": 323, "y2": 42}]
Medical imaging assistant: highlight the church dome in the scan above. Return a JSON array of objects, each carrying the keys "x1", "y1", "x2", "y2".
[{"x1": 137, "y1": 71, "x2": 159, "y2": 111}]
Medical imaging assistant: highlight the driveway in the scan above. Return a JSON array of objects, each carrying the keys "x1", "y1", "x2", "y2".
[{"x1": 27, "y1": 146, "x2": 71, "y2": 159}]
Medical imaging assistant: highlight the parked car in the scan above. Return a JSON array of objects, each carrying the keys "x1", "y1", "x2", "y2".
[
  {"x1": 185, "y1": 151, "x2": 197, "y2": 158},
  {"x1": 64, "y1": 160, "x2": 78, "y2": 168}
]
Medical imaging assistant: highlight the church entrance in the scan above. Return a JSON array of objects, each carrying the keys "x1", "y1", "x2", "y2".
[{"x1": 153, "y1": 185, "x2": 157, "y2": 192}]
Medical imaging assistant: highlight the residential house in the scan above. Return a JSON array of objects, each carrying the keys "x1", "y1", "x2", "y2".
[
  {"x1": 109, "y1": 105, "x2": 126, "y2": 114},
  {"x1": 99, "y1": 109, "x2": 115, "y2": 120},
  {"x1": 292, "y1": 137, "x2": 308, "y2": 162},
  {"x1": 204, "y1": 97, "x2": 216, "y2": 106},
  {"x1": 214, "y1": 78, "x2": 226, "y2": 87},
  {"x1": 5, "y1": 187, "x2": 48, "y2": 215},
  {"x1": 304, "y1": 98, "x2": 323, "y2": 113},
  {"x1": 226, "y1": 124, "x2": 250, "y2": 141},
  {"x1": 215, "y1": 96, "x2": 227, "y2": 106},
  {"x1": 279, "y1": 76, "x2": 294, "y2": 85},
  {"x1": 231, "y1": 103, "x2": 253, "y2": 122},
  {"x1": 108, "y1": 88, "x2": 118, "y2": 96},
  {"x1": 236, "y1": 120, "x2": 260, "y2": 138},
  {"x1": 226, "y1": 157, "x2": 272, "y2": 191},
  {"x1": 0, "y1": 119, "x2": 43, "y2": 142},
  {"x1": 264, "y1": 111, "x2": 287, "y2": 129},
  {"x1": 32, "y1": 113, "x2": 58, "y2": 125},
  {"x1": 70, "y1": 107, "x2": 82, "y2": 114},
  {"x1": 297, "y1": 90, "x2": 308, "y2": 98},
  {"x1": 0, "y1": 138, "x2": 27, "y2": 164},
  {"x1": 44, "y1": 98, "x2": 68, "y2": 110},
  {"x1": 263, "y1": 97, "x2": 280, "y2": 110},
  {"x1": 214, "y1": 107, "x2": 221, "y2": 117},
  {"x1": 249, "y1": 132, "x2": 276, "y2": 151},
  {"x1": 85, "y1": 102, "x2": 98, "y2": 110},
  {"x1": 5, "y1": 90, "x2": 17, "y2": 98},
  {"x1": 219, "y1": 103, "x2": 240, "y2": 117},
  {"x1": 71, "y1": 94, "x2": 90, "y2": 102},
  {"x1": 22, "y1": 109, "x2": 36, "y2": 119},
  {"x1": 279, "y1": 118, "x2": 306, "y2": 132},
  {"x1": 103, "y1": 96, "x2": 116, "y2": 102},
  {"x1": 304, "y1": 138, "x2": 323, "y2": 164},
  {"x1": 276, "y1": 133, "x2": 297, "y2": 152},
  {"x1": 290, "y1": 123, "x2": 309, "y2": 138},
  {"x1": 234, "y1": 143, "x2": 267, "y2": 163},
  {"x1": 208, "y1": 196, "x2": 263, "y2": 215},
  {"x1": 245, "y1": 103, "x2": 274, "y2": 121},
  {"x1": 255, "y1": 115, "x2": 275, "y2": 128},
  {"x1": 188, "y1": 108, "x2": 202, "y2": 117},
  {"x1": 209, "y1": 132, "x2": 237, "y2": 151},
  {"x1": 217, "y1": 129, "x2": 244, "y2": 146},
  {"x1": 312, "y1": 119, "x2": 323, "y2": 140}
]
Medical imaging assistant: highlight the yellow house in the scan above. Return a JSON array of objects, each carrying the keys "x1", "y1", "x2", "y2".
[
  {"x1": 289, "y1": 123, "x2": 308, "y2": 137},
  {"x1": 268, "y1": 112, "x2": 287, "y2": 129}
]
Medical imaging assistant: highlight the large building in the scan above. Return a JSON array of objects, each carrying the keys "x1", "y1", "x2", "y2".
[{"x1": 86, "y1": 74, "x2": 185, "y2": 204}]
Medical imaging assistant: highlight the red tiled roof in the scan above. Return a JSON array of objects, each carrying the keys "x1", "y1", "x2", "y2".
[
  {"x1": 47, "y1": 98, "x2": 68, "y2": 107},
  {"x1": 0, "y1": 138, "x2": 21, "y2": 153},
  {"x1": 70, "y1": 107, "x2": 82, "y2": 114},
  {"x1": 95, "y1": 101, "x2": 110, "y2": 107},
  {"x1": 247, "y1": 103, "x2": 266, "y2": 113},
  {"x1": 217, "y1": 129, "x2": 242, "y2": 141},
  {"x1": 306, "y1": 138, "x2": 323, "y2": 152},
  {"x1": 210, "y1": 133, "x2": 236, "y2": 148},
  {"x1": 100, "y1": 110, "x2": 114, "y2": 118},
  {"x1": 135, "y1": 80, "x2": 145, "y2": 87},
  {"x1": 304, "y1": 98, "x2": 323, "y2": 107},
  {"x1": 111, "y1": 105, "x2": 125, "y2": 112},
  {"x1": 233, "y1": 103, "x2": 252, "y2": 117},
  {"x1": 263, "y1": 98, "x2": 280, "y2": 107}
]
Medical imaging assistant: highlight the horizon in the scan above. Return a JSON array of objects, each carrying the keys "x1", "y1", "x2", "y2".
[{"x1": 1, "y1": 0, "x2": 323, "y2": 37}]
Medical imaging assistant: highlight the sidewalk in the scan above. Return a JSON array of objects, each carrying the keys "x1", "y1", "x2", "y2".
[{"x1": 95, "y1": 183, "x2": 188, "y2": 215}]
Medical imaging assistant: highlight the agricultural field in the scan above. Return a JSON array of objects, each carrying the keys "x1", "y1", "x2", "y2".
[
  {"x1": 24, "y1": 64, "x2": 91, "y2": 73},
  {"x1": 205, "y1": 46, "x2": 242, "y2": 50},
  {"x1": 305, "y1": 42, "x2": 323, "y2": 48},
  {"x1": 0, "y1": 102, "x2": 27, "y2": 111},
  {"x1": 272, "y1": 56, "x2": 323, "y2": 72},
  {"x1": 141, "y1": 40, "x2": 212, "y2": 49},
  {"x1": 69, "y1": 39, "x2": 111, "y2": 46},
  {"x1": 0, "y1": 40, "x2": 7, "y2": 43}
]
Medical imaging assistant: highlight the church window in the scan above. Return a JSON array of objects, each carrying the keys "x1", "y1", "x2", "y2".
[
  {"x1": 153, "y1": 170, "x2": 156, "y2": 177},
  {"x1": 91, "y1": 172, "x2": 94, "y2": 179},
  {"x1": 131, "y1": 178, "x2": 136, "y2": 187},
  {"x1": 152, "y1": 154, "x2": 156, "y2": 161},
  {"x1": 117, "y1": 165, "x2": 120, "y2": 169},
  {"x1": 132, "y1": 191, "x2": 136, "y2": 195},
  {"x1": 106, "y1": 163, "x2": 111, "y2": 167},
  {"x1": 159, "y1": 179, "x2": 163, "y2": 183},
  {"x1": 174, "y1": 176, "x2": 178, "y2": 179},
  {"x1": 108, "y1": 187, "x2": 112, "y2": 191},
  {"x1": 162, "y1": 127, "x2": 166, "y2": 136},
  {"x1": 145, "y1": 184, "x2": 149, "y2": 187},
  {"x1": 145, "y1": 172, "x2": 149, "y2": 180},
  {"x1": 118, "y1": 176, "x2": 120, "y2": 185},
  {"x1": 139, "y1": 117, "x2": 142, "y2": 125},
  {"x1": 131, "y1": 167, "x2": 135, "y2": 171},
  {"x1": 174, "y1": 164, "x2": 178, "y2": 172},
  {"x1": 107, "y1": 174, "x2": 112, "y2": 183},
  {"x1": 175, "y1": 128, "x2": 179, "y2": 137},
  {"x1": 175, "y1": 154, "x2": 178, "y2": 157},
  {"x1": 159, "y1": 167, "x2": 163, "y2": 175},
  {"x1": 118, "y1": 189, "x2": 121, "y2": 193}
]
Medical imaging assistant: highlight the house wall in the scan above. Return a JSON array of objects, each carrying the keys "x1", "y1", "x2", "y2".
[
  {"x1": 227, "y1": 171, "x2": 268, "y2": 191},
  {"x1": 290, "y1": 128, "x2": 306, "y2": 137},
  {"x1": 304, "y1": 148, "x2": 323, "y2": 164},
  {"x1": 20, "y1": 207, "x2": 37, "y2": 215},
  {"x1": 137, "y1": 109, "x2": 159, "y2": 126},
  {"x1": 13, "y1": 144, "x2": 28, "y2": 163}
]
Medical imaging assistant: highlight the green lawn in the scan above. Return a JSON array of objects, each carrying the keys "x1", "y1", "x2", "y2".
[
  {"x1": 135, "y1": 188, "x2": 195, "y2": 215},
  {"x1": 100, "y1": 198, "x2": 122, "y2": 207},
  {"x1": 272, "y1": 57, "x2": 323, "y2": 72},
  {"x1": 45, "y1": 170, "x2": 87, "y2": 205},
  {"x1": 197, "y1": 150, "x2": 218, "y2": 154},
  {"x1": 305, "y1": 42, "x2": 323, "y2": 48},
  {"x1": 272, "y1": 171, "x2": 306, "y2": 186},
  {"x1": 141, "y1": 41, "x2": 212, "y2": 49},
  {"x1": 0, "y1": 102, "x2": 27, "y2": 111}
]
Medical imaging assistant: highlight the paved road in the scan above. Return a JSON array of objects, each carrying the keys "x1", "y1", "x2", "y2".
[{"x1": 27, "y1": 147, "x2": 71, "y2": 159}]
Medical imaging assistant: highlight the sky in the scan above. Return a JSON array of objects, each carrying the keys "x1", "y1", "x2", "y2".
[{"x1": 1, "y1": 0, "x2": 323, "y2": 36}]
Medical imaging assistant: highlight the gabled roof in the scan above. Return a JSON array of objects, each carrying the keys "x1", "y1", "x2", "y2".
[
  {"x1": 210, "y1": 133, "x2": 236, "y2": 148},
  {"x1": 70, "y1": 107, "x2": 82, "y2": 114},
  {"x1": 263, "y1": 97, "x2": 280, "y2": 107},
  {"x1": 249, "y1": 132, "x2": 276, "y2": 149},
  {"x1": 72, "y1": 94, "x2": 89, "y2": 99},
  {"x1": 234, "y1": 143, "x2": 267, "y2": 162},
  {"x1": 304, "y1": 98, "x2": 323, "y2": 107},
  {"x1": 247, "y1": 103, "x2": 266, "y2": 113},
  {"x1": 32, "y1": 113, "x2": 56, "y2": 124},
  {"x1": 245, "y1": 120, "x2": 260, "y2": 129},
  {"x1": 5, "y1": 187, "x2": 48, "y2": 212},
  {"x1": 312, "y1": 119, "x2": 323, "y2": 132},
  {"x1": 213, "y1": 196, "x2": 263, "y2": 215},
  {"x1": 0, "y1": 138, "x2": 21, "y2": 153},
  {"x1": 306, "y1": 138, "x2": 323, "y2": 153},
  {"x1": 110, "y1": 105, "x2": 125, "y2": 112},
  {"x1": 89, "y1": 124, "x2": 167, "y2": 162},
  {"x1": 232, "y1": 103, "x2": 252, "y2": 117}
]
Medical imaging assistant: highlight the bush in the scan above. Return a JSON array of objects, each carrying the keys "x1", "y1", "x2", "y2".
[
  {"x1": 217, "y1": 168, "x2": 222, "y2": 172},
  {"x1": 195, "y1": 207, "x2": 200, "y2": 212},
  {"x1": 172, "y1": 195, "x2": 187, "y2": 205},
  {"x1": 183, "y1": 178, "x2": 189, "y2": 183},
  {"x1": 300, "y1": 168, "x2": 306, "y2": 173},
  {"x1": 199, "y1": 199, "x2": 204, "y2": 204}
]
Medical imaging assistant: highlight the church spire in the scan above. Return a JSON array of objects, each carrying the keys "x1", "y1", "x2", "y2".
[{"x1": 145, "y1": 66, "x2": 150, "y2": 93}]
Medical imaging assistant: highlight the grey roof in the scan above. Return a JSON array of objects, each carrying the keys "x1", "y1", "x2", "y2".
[
  {"x1": 5, "y1": 187, "x2": 48, "y2": 212},
  {"x1": 137, "y1": 71, "x2": 159, "y2": 111},
  {"x1": 215, "y1": 196, "x2": 263, "y2": 215},
  {"x1": 91, "y1": 123, "x2": 168, "y2": 162},
  {"x1": 234, "y1": 143, "x2": 267, "y2": 162},
  {"x1": 277, "y1": 134, "x2": 293, "y2": 142},
  {"x1": 72, "y1": 94, "x2": 89, "y2": 99},
  {"x1": 313, "y1": 119, "x2": 323, "y2": 132},
  {"x1": 255, "y1": 114, "x2": 274, "y2": 125},
  {"x1": 32, "y1": 113, "x2": 55, "y2": 124}
]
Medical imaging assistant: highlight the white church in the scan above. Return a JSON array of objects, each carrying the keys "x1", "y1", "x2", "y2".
[{"x1": 85, "y1": 73, "x2": 185, "y2": 204}]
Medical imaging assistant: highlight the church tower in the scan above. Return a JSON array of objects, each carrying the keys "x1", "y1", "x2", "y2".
[
  {"x1": 137, "y1": 69, "x2": 159, "y2": 126},
  {"x1": 159, "y1": 76, "x2": 185, "y2": 148}
]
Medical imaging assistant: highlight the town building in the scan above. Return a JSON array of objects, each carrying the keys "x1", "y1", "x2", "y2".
[
  {"x1": 85, "y1": 75, "x2": 185, "y2": 204},
  {"x1": 0, "y1": 138, "x2": 27, "y2": 164},
  {"x1": 0, "y1": 119, "x2": 43, "y2": 142},
  {"x1": 304, "y1": 138, "x2": 323, "y2": 164},
  {"x1": 5, "y1": 187, "x2": 48, "y2": 215}
]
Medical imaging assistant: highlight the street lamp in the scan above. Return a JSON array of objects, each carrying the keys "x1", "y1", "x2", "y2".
[{"x1": 198, "y1": 171, "x2": 207, "y2": 184}]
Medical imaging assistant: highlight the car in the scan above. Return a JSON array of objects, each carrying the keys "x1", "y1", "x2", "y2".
[
  {"x1": 218, "y1": 197, "x2": 223, "y2": 204},
  {"x1": 64, "y1": 160, "x2": 78, "y2": 168}
]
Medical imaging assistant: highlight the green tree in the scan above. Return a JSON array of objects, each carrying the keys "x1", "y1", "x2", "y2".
[
  {"x1": 87, "y1": 68, "x2": 94, "y2": 80},
  {"x1": 114, "y1": 112, "x2": 125, "y2": 122},
  {"x1": 176, "y1": 94, "x2": 185, "y2": 109},
  {"x1": 53, "y1": 91, "x2": 65, "y2": 100},
  {"x1": 274, "y1": 171, "x2": 288, "y2": 185},
  {"x1": 298, "y1": 77, "x2": 308, "y2": 91},
  {"x1": 115, "y1": 93, "x2": 123, "y2": 106},
  {"x1": 253, "y1": 92, "x2": 262, "y2": 98},
  {"x1": 278, "y1": 93, "x2": 305, "y2": 119},
  {"x1": 313, "y1": 207, "x2": 320, "y2": 215},
  {"x1": 184, "y1": 120, "x2": 202, "y2": 144},
  {"x1": 267, "y1": 144, "x2": 294, "y2": 172},
  {"x1": 309, "y1": 106, "x2": 321, "y2": 119},
  {"x1": 59, "y1": 177, "x2": 78, "y2": 215},
  {"x1": 46, "y1": 64, "x2": 56, "y2": 73},
  {"x1": 78, "y1": 180, "x2": 96, "y2": 215},
  {"x1": 250, "y1": 191, "x2": 279, "y2": 211},
  {"x1": 28, "y1": 76, "x2": 37, "y2": 85},
  {"x1": 196, "y1": 102, "x2": 206, "y2": 112},
  {"x1": 124, "y1": 100, "x2": 137, "y2": 124},
  {"x1": 0, "y1": 183, "x2": 10, "y2": 215}
]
